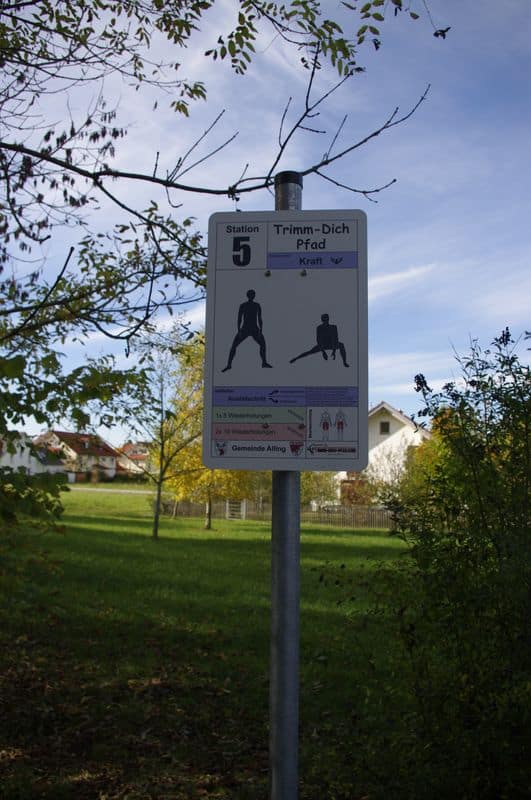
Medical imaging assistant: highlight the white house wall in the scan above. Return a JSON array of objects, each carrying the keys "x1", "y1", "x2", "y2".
[
  {"x1": 365, "y1": 427, "x2": 418, "y2": 483},
  {"x1": 336, "y1": 403, "x2": 430, "y2": 490},
  {"x1": 366, "y1": 411, "x2": 425, "y2": 483},
  {"x1": 0, "y1": 435, "x2": 62, "y2": 475},
  {"x1": 0, "y1": 437, "x2": 35, "y2": 472},
  {"x1": 117, "y1": 454, "x2": 145, "y2": 474}
]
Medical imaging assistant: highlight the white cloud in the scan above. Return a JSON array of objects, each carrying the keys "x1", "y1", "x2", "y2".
[
  {"x1": 152, "y1": 301, "x2": 206, "y2": 332},
  {"x1": 370, "y1": 377, "x2": 451, "y2": 398},
  {"x1": 369, "y1": 264, "x2": 434, "y2": 302},
  {"x1": 182, "y1": 301, "x2": 206, "y2": 328},
  {"x1": 368, "y1": 349, "x2": 466, "y2": 418},
  {"x1": 370, "y1": 348, "x2": 457, "y2": 387},
  {"x1": 472, "y1": 264, "x2": 531, "y2": 328}
]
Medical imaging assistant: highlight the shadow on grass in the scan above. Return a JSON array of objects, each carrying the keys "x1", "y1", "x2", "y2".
[
  {"x1": 63, "y1": 513, "x2": 155, "y2": 532},
  {"x1": 0, "y1": 512, "x2": 405, "y2": 799},
  {"x1": 0, "y1": 610, "x2": 271, "y2": 799},
  {"x1": 63, "y1": 512, "x2": 401, "y2": 548}
]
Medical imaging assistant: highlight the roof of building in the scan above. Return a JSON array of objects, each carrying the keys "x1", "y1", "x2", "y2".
[
  {"x1": 121, "y1": 452, "x2": 149, "y2": 462},
  {"x1": 369, "y1": 401, "x2": 431, "y2": 438},
  {"x1": 119, "y1": 441, "x2": 150, "y2": 456},
  {"x1": 48, "y1": 431, "x2": 119, "y2": 458}
]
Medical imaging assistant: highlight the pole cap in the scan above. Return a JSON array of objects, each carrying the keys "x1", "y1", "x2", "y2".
[{"x1": 274, "y1": 171, "x2": 303, "y2": 188}]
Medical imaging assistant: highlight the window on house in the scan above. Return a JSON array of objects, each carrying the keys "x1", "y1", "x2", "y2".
[{"x1": 379, "y1": 420, "x2": 390, "y2": 435}]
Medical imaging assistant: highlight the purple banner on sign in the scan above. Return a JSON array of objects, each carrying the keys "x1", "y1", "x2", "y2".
[
  {"x1": 213, "y1": 387, "x2": 307, "y2": 407},
  {"x1": 213, "y1": 386, "x2": 358, "y2": 407},
  {"x1": 267, "y1": 251, "x2": 358, "y2": 270}
]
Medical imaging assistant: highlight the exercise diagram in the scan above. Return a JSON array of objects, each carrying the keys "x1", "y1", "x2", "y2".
[
  {"x1": 221, "y1": 289, "x2": 272, "y2": 372},
  {"x1": 289, "y1": 314, "x2": 349, "y2": 367},
  {"x1": 319, "y1": 409, "x2": 349, "y2": 441},
  {"x1": 335, "y1": 410, "x2": 347, "y2": 440},
  {"x1": 320, "y1": 410, "x2": 332, "y2": 441}
]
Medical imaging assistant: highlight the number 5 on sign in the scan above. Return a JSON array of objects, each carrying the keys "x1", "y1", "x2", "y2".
[{"x1": 232, "y1": 236, "x2": 251, "y2": 266}]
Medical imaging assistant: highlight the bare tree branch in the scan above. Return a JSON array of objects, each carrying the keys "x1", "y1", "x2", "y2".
[
  {"x1": 302, "y1": 84, "x2": 431, "y2": 174},
  {"x1": 166, "y1": 110, "x2": 232, "y2": 182},
  {"x1": 315, "y1": 170, "x2": 397, "y2": 202}
]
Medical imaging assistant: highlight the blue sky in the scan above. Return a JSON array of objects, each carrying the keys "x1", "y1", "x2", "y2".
[{"x1": 22, "y1": 0, "x2": 531, "y2": 444}]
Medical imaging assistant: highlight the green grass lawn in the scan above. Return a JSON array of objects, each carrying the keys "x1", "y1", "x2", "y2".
[{"x1": 0, "y1": 489, "x2": 406, "y2": 799}]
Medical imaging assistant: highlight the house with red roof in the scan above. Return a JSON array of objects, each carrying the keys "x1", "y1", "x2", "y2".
[
  {"x1": 34, "y1": 431, "x2": 119, "y2": 481},
  {"x1": 116, "y1": 441, "x2": 151, "y2": 475}
]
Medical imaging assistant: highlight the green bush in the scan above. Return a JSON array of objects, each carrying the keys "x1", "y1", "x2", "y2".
[
  {"x1": 0, "y1": 467, "x2": 66, "y2": 529},
  {"x1": 355, "y1": 330, "x2": 530, "y2": 799}
]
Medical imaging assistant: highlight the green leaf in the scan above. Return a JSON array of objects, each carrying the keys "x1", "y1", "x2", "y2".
[{"x1": 0, "y1": 355, "x2": 26, "y2": 379}]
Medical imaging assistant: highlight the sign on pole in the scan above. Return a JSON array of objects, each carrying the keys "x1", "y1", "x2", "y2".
[{"x1": 203, "y1": 210, "x2": 368, "y2": 471}]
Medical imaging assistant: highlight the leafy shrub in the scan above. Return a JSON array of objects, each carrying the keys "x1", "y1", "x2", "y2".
[
  {"x1": 352, "y1": 330, "x2": 530, "y2": 799},
  {"x1": 1, "y1": 467, "x2": 66, "y2": 529}
]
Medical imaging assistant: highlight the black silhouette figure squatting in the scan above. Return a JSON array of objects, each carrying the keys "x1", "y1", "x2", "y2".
[
  {"x1": 290, "y1": 313, "x2": 349, "y2": 367},
  {"x1": 222, "y1": 289, "x2": 272, "y2": 372}
]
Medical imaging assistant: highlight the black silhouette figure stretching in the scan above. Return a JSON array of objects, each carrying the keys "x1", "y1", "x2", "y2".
[
  {"x1": 222, "y1": 289, "x2": 272, "y2": 372},
  {"x1": 290, "y1": 313, "x2": 349, "y2": 367}
]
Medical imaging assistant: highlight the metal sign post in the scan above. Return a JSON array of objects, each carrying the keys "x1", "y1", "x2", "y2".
[
  {"x1": 270, "y1": 172, "x2": 302, "y2": 800},
  {"x1": 202, "y1": 172, "x2": 368, "y2": 800}
]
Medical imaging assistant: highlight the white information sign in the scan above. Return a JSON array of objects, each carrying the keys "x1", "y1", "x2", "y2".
[{"x1": 203, "y1": 210, "x2": 368, "y2": 471}]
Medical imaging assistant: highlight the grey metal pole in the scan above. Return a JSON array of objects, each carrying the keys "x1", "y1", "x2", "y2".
[
  {"x1": 274, "y1": 170, "x2": 302, "y2": 215},
  {"x1": 270, "y1": 171, "x2": 302, "y2": 800}
]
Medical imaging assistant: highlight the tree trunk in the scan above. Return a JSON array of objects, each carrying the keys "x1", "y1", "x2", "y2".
[
  {"x1": 153, "y1": 479, "x2": 162, "y2": 540},
  {"x1": 153, "y1": 401, "x2": 165, "y2": 540},
  {"x1": 205, "y1": 495, "x2": 212, "y2": 529}
]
